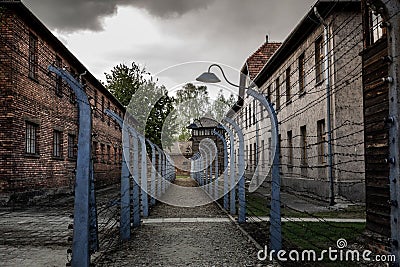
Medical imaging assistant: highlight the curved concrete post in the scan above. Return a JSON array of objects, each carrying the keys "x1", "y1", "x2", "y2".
[
  {"x1": 213, "y1": 130, "x2": 228, "y2": 207},
  {"x1": 224, "y1": 118, "x2": 246, "y2": 223},
  {"x1": 48, "y1": 66, "x2": 94, "y2": 267},
  {"x1": 247, "y1": 88, "x2": 281, "y2": 250},
  {"x1": 220, "y1": 124, "x2": 236, "y2": 215}
]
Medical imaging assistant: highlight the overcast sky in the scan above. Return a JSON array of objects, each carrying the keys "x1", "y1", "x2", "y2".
[{"x1": 25, "y1": 0, "x2": 316, "y2": 94}]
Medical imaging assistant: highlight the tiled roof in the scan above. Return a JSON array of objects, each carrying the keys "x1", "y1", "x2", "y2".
[{"x1": 244, "y1": 41, "x2": 282, "y2": 81}]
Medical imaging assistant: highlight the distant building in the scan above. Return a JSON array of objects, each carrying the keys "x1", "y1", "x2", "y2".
[
  {"x1": 0, "y1": 1, "x2": 124, "y2": 203},
  {"x1": 188, "y1": 117, "x2": 226, "y2": 178},
  {"x1": 166, "y1": 142, "x2": 192, "y2": 176},
  {"x1": 236, "y1": 0, "x2": 364, "y2": 202}
]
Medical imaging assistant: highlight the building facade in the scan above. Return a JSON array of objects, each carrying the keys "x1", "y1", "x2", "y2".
[
  {"x1": 236, "y1": 0, "x2": 365, "y2": 202},
  {"x1": 0, "y1": 1, "x2": 124, "y2": 203}
]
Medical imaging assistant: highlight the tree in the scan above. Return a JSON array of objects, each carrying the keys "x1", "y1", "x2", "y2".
[
  {"x1": 210, "y1": 89, "x2": 237, "y2": 122},
  {"x1": 174, "y1": 83, "x2": 211, "y2": 141},
  {"x1": 104, "y1": 62, "x2": 148, "y2": 106},
  {"x1": 104, "y1": 62, "x2": 176, "y2": 148}
]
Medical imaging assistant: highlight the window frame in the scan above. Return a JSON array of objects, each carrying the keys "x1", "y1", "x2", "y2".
[
  {"x1": 28, "y1": 32, "x2": 38, "y2": 80},
  {"x1": 53, "y1": 130, "x2": 63, "y2": 159},
  {"x1": 67, "y1": 134, "x2": 77, "y2": 159},
  {"x1": 299, "y1": 53, "x2": 306, "y2": 95},
  {"x1": 315, "y1": 36, "x2": 324, "y2": 84},
  {"x1": 25, "y1": 121, "x2": 39, "y2": 156},
  {"x1": 317, "y1": 119, "x2": 327, "y2": 164}
]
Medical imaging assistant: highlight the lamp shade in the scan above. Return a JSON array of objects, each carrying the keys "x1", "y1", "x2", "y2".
[{"x1": 196, "y1": 72, "x2": 221, "y2": 83}]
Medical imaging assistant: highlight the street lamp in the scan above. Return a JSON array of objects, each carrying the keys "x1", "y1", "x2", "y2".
[{"x1": 196, "y1": 63, "x2": 282, "y2": 251}]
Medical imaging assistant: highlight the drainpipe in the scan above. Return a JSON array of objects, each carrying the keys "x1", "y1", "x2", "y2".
[{"x1": 314, "y1": 7, "x2": 335, "y2": 206}]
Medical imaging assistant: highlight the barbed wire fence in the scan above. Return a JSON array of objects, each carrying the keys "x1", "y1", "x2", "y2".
[{"x1": 0, "y1": 10, "x2": 176, "y2": 266}]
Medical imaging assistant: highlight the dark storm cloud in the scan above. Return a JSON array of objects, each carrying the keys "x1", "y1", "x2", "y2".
[{"x1": 24, "y1": 0, "x2": 215, "y2": 32}]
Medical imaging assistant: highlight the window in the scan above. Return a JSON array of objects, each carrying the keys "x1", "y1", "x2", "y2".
[
  {"x1": 317, "y1": 119, "x2": 326, "y2": 164},
  {"x1": 94, "y1": 90, "x2": 98, "y2": 118},
  {"x1": 267, "y1": 85, "x2": 272, "y2": 103},
  {"x1": 261, "y1": 140, "x2": 265, "y2": 168},
  {"x1": 260, "y1": 102, "x2": 264, "y2": 120},
  {"x1": 245, "y1": 107, "x2": 248, "y2": 129},
  {"x1": 275, "y1": 77, "x2": 280, "y2": 110},
  {"x1": 114, "y1": 146, "x2": 118, "y2": 164},
  {"x1": 300, "y1": 125, "x2": 308, "y2": 166},
  {"x1": 28, "y1": 33, "x2": 38, "y2": 80},
  {"x1": 278, "y1": 134, "x2": 282, "y2": 167},
  {"x1": 268, "y1": 137, "x2": 272, "y2": 163},
  {"x1": 68, "y1": 134, "x2": 77, "y2": 159},
  {"x1": 100, "y1": 143, "x2": 105, "y2": 163},
  {"x1": 315, "y1": 37, "x2": 324, "y2": 84},
  {"x1": 107, "y1": 101, "x2": 111, "y2": 126},
  {"x1": 299, "y1": 53, "x2": 305, "y2": 94},
  {"x1": 53, "y1": 130, "x2": 62, "y2": 158},
  {"x1": 246, "y1": 145, "x2": 248, "y2": 169},
  {"x1": 249, "y1": 103, "x2": 252, "y2": 126},
  {"x1": 92, "y1": 141, "x2": 98, "y2": 162},
  {"x1": 69, "y1": 70, "x2": 77, "y2": 104},
  {"x1": 25, "y1": 122, "x2": 38, "y2": 155},
  {"x1": 369, "y1": 10, "x2": 386, "y2": 44},
  {"x1": 254, "y1": 142, "x2": 257, "y2": 167},
  {"x1": 287, "y1": 130, "x2": 293, "y2": 168},
  {"x1": 253, "y1": 100, "x2": 256, "y2": 125},
  {"x1": 101, "y1": 96, "x2": 105, "y2": 121},
  {"x1": 286, "y1": 67, "x2": 291, "y2": 104},
  {"x1": 249, "y1": 144, "x2": 252, "y2": 169},
  {"x1": 55, "y1": 56, "x2": 63, "y2": 97},
  {"x1": 107, "y1": 145, "x2": 111, "y2": 163}
]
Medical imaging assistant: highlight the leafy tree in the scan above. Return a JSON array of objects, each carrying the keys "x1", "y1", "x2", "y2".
[
  {"x1": 104, "y1": 62, "x2": 176, "y2": 148},
  {"x1": 210, "y1": 89, "x2": 237, "y2": 122},
  {"x1": 174, "y1": 83, "x2": 210, "y2": 141},
  {"x1": 104, "y1": 62, "x2": 148, "y2": 107}
]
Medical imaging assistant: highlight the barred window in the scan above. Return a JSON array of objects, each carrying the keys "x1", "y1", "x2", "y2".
[
  {"x1": 53, "y1": 130, "x2": 62, "y2": 158},
  {"x1": 275, "y1": 77, "x2": 280, "y2": 110},
  {"x1": 287, "y1": 130, "x2": 293, "y2": 168},
  {"x1": 299, "y1": 53, "x2": 305, "y2": 94},
  {"x1": 68, "y1": 134, "x2": 77, "y2": 159},
  {"x1": 286, "y1": 67, "x2": 291, "y2": 104},
  {"x1": 315, "y1": 37, "x2": 324, "y2": 84},
  {"x1": 28, "y1": 33, "x2": 38, "y2": 80},
  {"x1": 369, "y1": 10, "x2": 386, "y2": 44},
  {"x1": 55, "y1": 56, "x2": 63, "y2": 97},
  {"x1": 317, "y1": 119, "x2": 326, "y2": 164},
  {"x1": 300, "y1": 125, "x2": 308, "y2": 166},
  {"x1": 25, "y1": 122, "x2": 38, "y2": 155}
]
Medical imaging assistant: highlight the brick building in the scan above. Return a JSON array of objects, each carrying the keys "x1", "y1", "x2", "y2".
[
  {"x1": 0, "y1": 0, "x2": 124, "y2": 203},
  {"x1": 236, "y1": 0, "x2": 365, "y2": 203}
]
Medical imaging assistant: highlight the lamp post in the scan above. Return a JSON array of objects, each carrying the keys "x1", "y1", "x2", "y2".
[{"x1": 196, "y1": 64, "x2": 281, "y2": 250}]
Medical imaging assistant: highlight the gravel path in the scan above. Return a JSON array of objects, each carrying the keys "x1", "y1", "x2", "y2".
[{"x1": 96, "y1": 178, "x2": 266, "y2": 267}]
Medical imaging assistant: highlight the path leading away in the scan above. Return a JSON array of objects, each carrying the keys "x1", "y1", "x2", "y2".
[{"x1": 96, "y1": 178, "x2": 265, "y2": 267}]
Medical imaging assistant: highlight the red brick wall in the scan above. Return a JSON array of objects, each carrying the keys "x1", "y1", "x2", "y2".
[{"x1": 0, "y1": 6, "x2": 123, "y2": 203}]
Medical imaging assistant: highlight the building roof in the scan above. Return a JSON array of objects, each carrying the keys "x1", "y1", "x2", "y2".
[
  {"x1": 243, "y1": 38, "x2": 281, "y2": 81},
  {"x1": 0, "y1": 0, "x2": 125, "y2": 112}
]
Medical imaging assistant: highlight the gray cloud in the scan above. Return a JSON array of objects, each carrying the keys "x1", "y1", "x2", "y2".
[{"x1": 24, "y1": 0, "x2": 215, "y2": 32}]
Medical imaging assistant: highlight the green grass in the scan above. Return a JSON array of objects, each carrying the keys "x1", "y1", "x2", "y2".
[
  {"x1": 246, "y1": 193, "x2": 366, "y2": 219},
  {"x1": 175, "y1": 175, "x2": 190, "y2": 179},
  {"x1": 281, "y1": 222, "x2": 366, "y2": 267}
]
